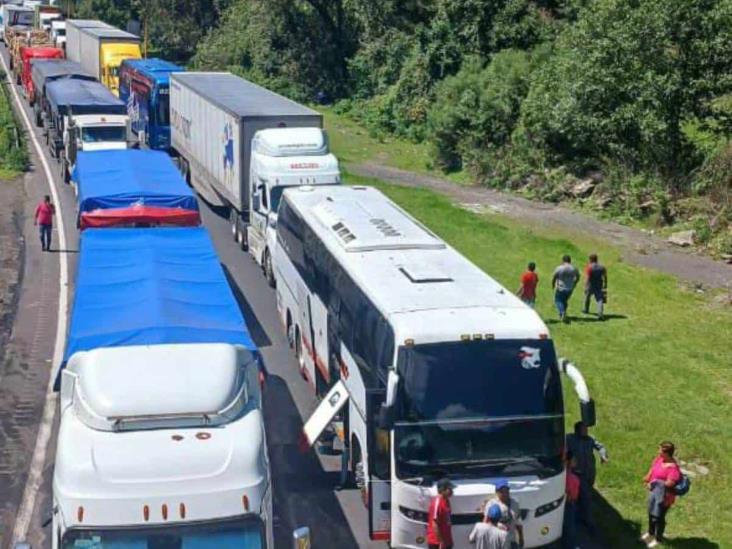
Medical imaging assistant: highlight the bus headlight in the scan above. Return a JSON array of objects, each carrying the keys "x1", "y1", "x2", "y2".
[
  {"x1": 399, "y1": 506, "x2": 428, "y2": 523},
  {"x1": 534, "y1": 495, "x2": 564, "y2": 517}
]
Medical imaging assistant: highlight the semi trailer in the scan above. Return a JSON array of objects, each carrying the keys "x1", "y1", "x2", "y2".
[
  {"x1": 30, "y1": 59, "x2": 94, "y2": 125},
  {"x1": 66, "y1": 20, "x2": 141, "y2": 95},
  {"x1": 52, "y1": 226, "x2": 273, "y2": 548},
  {"x1": 119, "y1": 57, "x2": 184, "y2": 150},
  {"x1": 72, "y1": 149, "x2": 201, "y2": 229},
  {"x1": 170, "y1": 71, "x2": 340, "y2": 285},
  {"x1": 44, "y1": 78, "x2": 128, "y2": 182}
]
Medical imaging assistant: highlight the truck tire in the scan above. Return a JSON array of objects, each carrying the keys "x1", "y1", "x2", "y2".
[
  {"x1": 34, "y1": 108, "x2": 42, "y2": 128},
  {"x1": 264, "y1": 248, "x2": 275, "y2": 288},
  {"x1": 230, "y1": 209, "x2": 238, "y2": 242},
  {"x1": 294, "y1": 325, "x2": 306, "y2": 378},
  {"x1": 239, "y1": 223, "x2": 248, "y2": 251}
]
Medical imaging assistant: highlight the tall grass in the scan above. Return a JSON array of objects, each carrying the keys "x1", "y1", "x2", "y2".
[{"x1": 0, "y1": 69, "x2": 27, "y2": 178}]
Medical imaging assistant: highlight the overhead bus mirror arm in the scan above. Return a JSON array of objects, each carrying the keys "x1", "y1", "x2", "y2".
[
  {"x1": 559, "y1": 358, "x2": 596, "y2": 427},
  {"x1": 379, "y1": 370, "x2": 400, "y2": 430}
]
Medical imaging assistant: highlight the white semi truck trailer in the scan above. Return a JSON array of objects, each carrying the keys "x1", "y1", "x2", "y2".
[{"x1": 170, "y1": 72, "x2": 340, "y2": 286}]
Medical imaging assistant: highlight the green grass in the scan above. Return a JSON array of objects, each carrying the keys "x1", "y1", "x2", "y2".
[
  {"x1": 321, "y1": 106, "x2": 471, "y2": 185},
  {"x1": 0, "y1": 78, "x2": 27, "y2": 177},
  {"x1": 347, "y1": 170, "x2": 732, "y2": 548}
]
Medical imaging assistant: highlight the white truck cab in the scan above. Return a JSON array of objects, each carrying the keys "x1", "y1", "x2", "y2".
[
  {"x1": 51, "y1": 19, "x2": 65, "y2": 50},
  {"x1": 52, "y1": 343, "x2": 273, "y2": 549},
  {"x1": 247, "y1": 127, "x2": 340, "y2": 286},
  {"x1": 60, "y1": 113, "x2": 128, "y2": 183}
]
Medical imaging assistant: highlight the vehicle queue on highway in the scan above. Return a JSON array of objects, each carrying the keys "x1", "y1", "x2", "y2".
[{"x1": 4, "y1": 6, "x2": 599, "y2": 549}]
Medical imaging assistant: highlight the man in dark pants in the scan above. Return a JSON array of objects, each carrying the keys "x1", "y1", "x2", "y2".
[
  {"x1": 583, "y1": 253, "x2": 608, "y2": 320},
  {"x1": 565, "y1": 422, "x2": 609, "y2": 534},
  {"x1": 427, "y1": 478, "x2": 455, "y2": 549},
  {"x1": 34, "y1": 195, "x2": 55, "y2": 251}
]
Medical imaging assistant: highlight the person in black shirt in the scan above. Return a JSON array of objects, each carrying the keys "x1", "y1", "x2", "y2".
[{"x1": 582, "y1": 253, "x2": 608, "y2": 320}]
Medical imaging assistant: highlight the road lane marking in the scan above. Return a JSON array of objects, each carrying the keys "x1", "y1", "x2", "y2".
[{"x1": 1, "y1": 50, "x2": 69, "y2": 545}]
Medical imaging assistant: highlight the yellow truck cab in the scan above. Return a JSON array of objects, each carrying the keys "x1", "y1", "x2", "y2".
[
  {"x1": 66, "y1": 20, "x2": 141, "y2": 96},
  {"x1": 102, "y1": 42, "x2": 142, "y2": 94}
]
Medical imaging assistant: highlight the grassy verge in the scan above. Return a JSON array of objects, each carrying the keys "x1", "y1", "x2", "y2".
[
  {"x1": 321, "y1": 106, "x2": 471, "y2": 185},
  {"x1": 0, "y1": 73, "x2": 27, "y2": 179},
  {"x1": 346, "y1": 169, "x2": 731, "y2": 548}
]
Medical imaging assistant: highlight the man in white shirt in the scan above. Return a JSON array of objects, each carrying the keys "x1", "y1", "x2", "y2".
[
  {"x1": 470, "y1": 504, "x2": 508, "y2": 549},
  {"x1": 483, "y1": 479, "x2": 524, "y2": 548}
]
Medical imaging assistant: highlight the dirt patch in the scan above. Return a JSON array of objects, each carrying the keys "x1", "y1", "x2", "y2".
[
  {"x1": 351, "y1": 162, "x2": 732, "y2": 289},
  {"x1": 0, "y1": 176, "x2": 25, "y2": 375}
]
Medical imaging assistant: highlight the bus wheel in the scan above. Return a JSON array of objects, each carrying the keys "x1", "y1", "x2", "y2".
[
  {"x1": 264, "y1": 248, "x2": 275, "y2": 288},
  {"x1": 351, "y1": 438, "x2": 365, "y2": 495}
]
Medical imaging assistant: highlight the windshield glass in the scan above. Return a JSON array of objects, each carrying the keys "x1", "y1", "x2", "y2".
[
  {"x1": 81, "y1": 126, "x2": 126, "y2": 143},
  {"x1": 156, "y1": 91, "x2": 170, "y2": 126},
  {"x1": 14, "y1": 12, "x2": 34, "y2": 26},
  {"x1": 270, "y1": 186, "x2": 288, "y2": 213},
  {"x1": 62, "y1": 516, "x2": 265, "y2": 548},
  {"x1": 395, "y1": 339, "x2": 564, "y2": 478}
]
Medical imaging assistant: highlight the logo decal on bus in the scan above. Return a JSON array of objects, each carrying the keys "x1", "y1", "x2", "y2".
[{"x1": 518, "y1": 347, "x2": 541, "y2": 369}]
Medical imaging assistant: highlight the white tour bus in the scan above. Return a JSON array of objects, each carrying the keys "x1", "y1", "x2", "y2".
[{"x1": 273, "y1": 185, "x2": 595, "y2": 548}]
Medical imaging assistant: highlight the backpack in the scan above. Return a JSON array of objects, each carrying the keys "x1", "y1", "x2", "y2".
[{"x1": 674, "y1": 474, "x2": 691, "y2": 496}]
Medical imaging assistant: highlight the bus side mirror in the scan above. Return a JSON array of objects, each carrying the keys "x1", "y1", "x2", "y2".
[
  {"x1": 379, "y1": 370, "x2": 400, "y2": 430},
  {"x1": 292, "y1": 526, "x2": 311, "y2": 549},
  {"x1": 581, "y1": 399, "x2": 596, "y2": 427}
]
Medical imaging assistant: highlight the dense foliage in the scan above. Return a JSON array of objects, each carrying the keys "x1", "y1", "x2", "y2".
[{"x1": 0, "y1": 74, "x2": 27, "y2": 174}]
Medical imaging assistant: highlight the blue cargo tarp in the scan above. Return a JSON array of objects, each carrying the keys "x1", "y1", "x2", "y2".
[
  {"x1": 57, "y1": 227, "x2": 256, "y2": 388},
  {"x1": 73, "y1": 149, "x2": 199, "y2": 215},
  {"x1": 31, "y1": 59, "x2": 95, "y2": 95},
  {"x1": 46, "y1": 78, "x2": 126, "y2": 116}
]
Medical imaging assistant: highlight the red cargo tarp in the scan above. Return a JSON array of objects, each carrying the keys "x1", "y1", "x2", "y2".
[{"x1": 80, "y1": 204, "x2": 201, "y2": 229}]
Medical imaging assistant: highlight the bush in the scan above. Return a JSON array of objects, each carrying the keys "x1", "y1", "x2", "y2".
[
  {"x1": 0, "y1": 81, "x2": 27, "y2": 174},
  {"x1": 427, "y1": 49, "x2": 541, "y2": 173}
]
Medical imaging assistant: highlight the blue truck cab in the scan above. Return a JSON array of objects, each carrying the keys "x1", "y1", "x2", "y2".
[{"x1": 119, "y1": 58, "x2": 184, "y2": 150}]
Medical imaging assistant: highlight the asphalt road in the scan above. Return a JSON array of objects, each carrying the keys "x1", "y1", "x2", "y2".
[{"x1": 0, "y1": 45, "x2": 381, "y2": 549}]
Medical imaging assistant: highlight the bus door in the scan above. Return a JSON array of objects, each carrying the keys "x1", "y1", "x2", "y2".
[
  {"x1": 367, "y1": 389, "x2": 391, "y2": 541},
  {"x1": 306, "y1": 293, "x2": 329, "y2": 394}
]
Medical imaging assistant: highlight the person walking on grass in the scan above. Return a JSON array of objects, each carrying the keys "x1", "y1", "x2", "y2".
[
  {"x1": 484, "y1": 479, "x2": 524, "y2": 549},
  {"x1": 565, "y1": 421, "x2": 608, "y2": 534},
  {"x1": 641, "y1": 441, "x2": 682, "y2": 548},
  {"x1": 583, "y1": 253, "x2": 608, "y2": 320},
  {"x1": 428, "y1": 478, "x2": 455, "y2": 549},
  {"x1": 552, "y1": 255, "x2": 579, "y2": 322},
  {"x1": 470, "y1": 504, "x2": 508, "y2": 549},
  {"x1": 517, "y1": 262, "x2": 539, "y2": 308},
  {"x1": 34, "y1": 195, "x2": 55, "y2": 252}
]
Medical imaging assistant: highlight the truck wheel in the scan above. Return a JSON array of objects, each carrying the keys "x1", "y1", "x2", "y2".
[
  {"x1": 239, "y1": 224, "x2": 248, "y2": 251},
  {"x1": 34, "y1": 109, "x2": 41, "y2": 128},
  {"x1": 230, "y1": 209, "x2": 238, "y2": 242},
  {"x1": 286, "y1": 311, "x2": 294, "y2": 349},
  {"x1": 264, "y1": 248, "x2": 275, "y2": 288}
]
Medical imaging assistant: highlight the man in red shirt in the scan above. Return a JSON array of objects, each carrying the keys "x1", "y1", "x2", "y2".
[
  {"x1": 34, "y1": 195, "x2": 55, "y2": 252},
  {"x1": 427, "y1": 477, "x2": 455, "y2": 549},
  {"x1": 517, "y1": 262, "x2": 539, "y2": 308}
]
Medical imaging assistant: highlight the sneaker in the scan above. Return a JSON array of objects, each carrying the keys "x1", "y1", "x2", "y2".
[
  {"x1": 582, "y1": 309, "x2": 589, "y2": 314},
  {"x1": 647, "y1": 539, "x2": 660, "y2": 548},
  {"x1": 640, "y1": 533, "x2": 653, "y2": 543}
]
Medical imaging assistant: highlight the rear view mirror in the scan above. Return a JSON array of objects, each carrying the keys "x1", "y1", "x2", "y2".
[
  {"x1": 379, "y1": 370, "x2": 401, "y2": 429},
  {"x1": 581, "y1": 399, "x2": 596, "y2": 427},
  {"x1": 292, "y1": 526, "x2": 311, "y2": 549},
  {"x1": 253, "y1": 193, "x2": 261, "y2": 212}
]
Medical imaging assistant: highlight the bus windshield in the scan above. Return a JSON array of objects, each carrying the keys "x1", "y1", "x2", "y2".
[
  {"x1": 62, "y1": 516, "x2": 265, "y2": 548},
  {"x1": 395, "y1": 339, "x2": 564, "y2": 479},
  {"x1": 156, "y1": 91, "x2": 170, "y2": 126}
]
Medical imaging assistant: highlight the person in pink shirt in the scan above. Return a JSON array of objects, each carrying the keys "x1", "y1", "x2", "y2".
[
  {"x1": 34, "y1": 195, "x2": 55, "y2": 252},
  {"x1": 641, "y1": 441, "x2": 682, "y2": 547}
]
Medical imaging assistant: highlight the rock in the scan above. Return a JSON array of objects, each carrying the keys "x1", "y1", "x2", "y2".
[
  {"x1": 570, "y1": 178, "x2": 597, "y2": 198},
  {"x1": 667, "y1": 230, "x2": 696, "y2": 247},
  {"x1": 596, "y1": 196, "x2": 613, "y2": 209},
  {"x1": 639, "y1": 200, "x2": 657, "y2": 212},
  {"x1": 721, "y1": 253, "x2": 732, "y2": 264},
  {"x1": 587, "y1": 170, "x2": 604, "y2": 183}
]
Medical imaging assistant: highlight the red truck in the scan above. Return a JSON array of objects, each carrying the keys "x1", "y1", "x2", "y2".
[{"x1": 21, "y1": 46, "x2": 64, "y2": 105}]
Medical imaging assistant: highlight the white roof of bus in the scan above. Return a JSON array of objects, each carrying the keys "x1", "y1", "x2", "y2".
[
  {"x1": 53, "y1": 403, "x2": 267, "y2": 527},
  {"x1": 283, "y1": 185, "x2": 550, "y2": 341}
]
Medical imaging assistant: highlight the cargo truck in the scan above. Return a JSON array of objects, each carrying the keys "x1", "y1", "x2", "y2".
[
  {"x1": 2, "y1": 4, "x2": 33, "y2": 46},
  {"x1": 31, "y1": 59, "x2": 94, "y2": 125},
  {"x1": 66, "y1": 20, "x2": 141, "y2": 95},
  {"x1": 170, "y1": 72, "x2": 340, "y2": 286},
  {"x1": 19, "y1": 45, "x2": 62, "y2": 100},
  {"x1": 119, "y1": 58, "x2": 184, "y2": 150},
  {"x1": 44, "y1": 78, "x2": 128, "y2": 182},
  {"x1": 62, "y1": 19, "x2": 109, "y2": 61},
  {"x1": 34, "y1": 3, "x2": 61, "y2": 31},
  {"x1": 51, "y1": 226, "x2": 274, "y2": 549},
  {"x1": 72, "y1": 149, "x2": 201, "y2": 228}
]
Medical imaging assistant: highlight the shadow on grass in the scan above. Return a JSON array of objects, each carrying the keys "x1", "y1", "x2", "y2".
[{"x1": 546, "y1": 313, "x2": 628, "y2": 325}]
